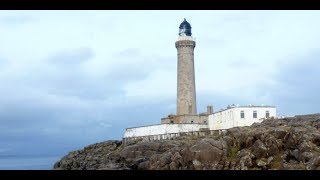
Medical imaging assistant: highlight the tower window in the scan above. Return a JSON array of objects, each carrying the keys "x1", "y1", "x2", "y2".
[
  {"x1": 170, "y1": 120, "x2": 174, "y2": 123},
  {"x1": 253, "y1": 111, "x2": 257, "y2": 118},
  {"x1": 266, "y1": 111, "x2": 270, "y2": 118},
  {"x1": 240, "y1": 111, "x2": 245, "y2": 119}
]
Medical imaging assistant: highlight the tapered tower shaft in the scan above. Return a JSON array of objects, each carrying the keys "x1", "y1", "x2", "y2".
[{"x1": 176, "y1": 19, "x2": 197, "y2": 115}]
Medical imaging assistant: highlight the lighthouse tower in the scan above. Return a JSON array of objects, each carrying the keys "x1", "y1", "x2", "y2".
[{"x1": 175, "y1": 18, "x2": 197, "y2": 115}]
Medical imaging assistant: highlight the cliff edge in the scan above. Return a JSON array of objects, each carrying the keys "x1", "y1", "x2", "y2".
[{"x1": 53, "y1": 114, "x2": 320, "y2": 170}]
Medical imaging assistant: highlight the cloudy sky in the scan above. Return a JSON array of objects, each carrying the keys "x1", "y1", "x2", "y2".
[{"x1": 0, "y1": 10, "x2": 320, "y2": 156}]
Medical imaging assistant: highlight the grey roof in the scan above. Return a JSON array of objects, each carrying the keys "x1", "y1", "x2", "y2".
[{"x1": 213, "y1": 105, "x2": 276, "y2": 114}]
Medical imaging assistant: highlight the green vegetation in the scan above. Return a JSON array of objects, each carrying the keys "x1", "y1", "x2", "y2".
[
  {"x1": 208, "y1": 133, "x2": 223, "y2": 140},
  {"x1": 116, "y1": 143, "x2": 125, "y2": 151},
  {"x1": 227, "y1": 146, "x2": 240, "y2": 161},
  {"x1": 259, "y1": 158, "x2": 267, "y2": 162},
  {"x1": 297, "y1": 163, "x2": 307, "y2": 170},
  {"x1": 270, "y1": 154, "x2": 282, "y2": 169}
]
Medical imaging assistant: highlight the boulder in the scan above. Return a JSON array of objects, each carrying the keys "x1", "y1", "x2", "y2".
[{"x1": 251, "y1": 140, "x2": 268, "y2": 159}]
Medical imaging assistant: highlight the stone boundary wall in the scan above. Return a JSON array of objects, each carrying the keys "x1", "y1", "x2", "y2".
[
  {"x1": 124, "y1": 124, "x2": 208, "y2": 138},
  {"x1": 123, "y1": 129, "x2": 227, "y2": 145}
]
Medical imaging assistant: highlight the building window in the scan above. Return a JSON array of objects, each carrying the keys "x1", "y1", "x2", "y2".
[
  {"x1": 253, "y1": 110, "x2": 257, "y2": 118},
  {"x1": 266, "y1": 111, "x2": 270, "y2": 118},
  {"x1": 170, "y1": 120, "x2": 174, "y2": 123},
  {"x1": 240, "y1": 111, "x2": 245, "y2": 118},
  {"x1": 191, "y1": 120, "x2": 194, "y2": 123},
  {"x1": 204, "y1": 120, "x2": 207, "y2": 124}
]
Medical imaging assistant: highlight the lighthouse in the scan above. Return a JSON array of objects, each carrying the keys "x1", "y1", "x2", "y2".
[{"x1": 175, "y1": 18, "x2": 197, "y2": 115}]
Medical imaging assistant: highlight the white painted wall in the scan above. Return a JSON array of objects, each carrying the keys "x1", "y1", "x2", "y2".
[
  {"x1": 124, "y1": 106, "x2": 276, "y2": 138},
  {"x1": 177, "y1": 36, "x2": 194, "y2": 41},
  {"x1": 208, "y1": 107, "x2": 276, "y2": 130},
  {"x1": 124, "y1": 124, "x2": 208, "y2": 138}
]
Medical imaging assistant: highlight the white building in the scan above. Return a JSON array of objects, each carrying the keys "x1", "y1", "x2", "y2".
[
  {"x1": 124, "y1": 105, "x2": 277, "y2": 142},
  {"x1": 208, "y1": 105, "x2": 276, "y2": 131}
]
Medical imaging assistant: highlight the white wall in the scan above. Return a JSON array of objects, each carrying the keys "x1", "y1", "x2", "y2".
[
  {"x1": 208, "y1": 107, "x2": 276, "y2": 131},
  {"x1": 124, "y1": 124, "x2": 208, "y2": 138},
  {"x1": 208, "y1": 108, "x2": 235, "y2": 130}
]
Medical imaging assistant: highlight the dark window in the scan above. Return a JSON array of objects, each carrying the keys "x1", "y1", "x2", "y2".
[
  {"x1": 204, "y1": 120, "x2": 207, "y2": 124},
  {"x1": 191, "y1": 120, "x2": 194, "y2": 123},
  {"x1": 253, "y1": 110, "x2": 257, "y2": 118},
  {"x1": 170, "y1": 120, "x2": 174, "y2": 123},
  {"x1": 241, "y1": 111, "x2": 245, "y2": 118},
  {"x1": 266, "y1": 111, "x2": 270, "y2": 118}
]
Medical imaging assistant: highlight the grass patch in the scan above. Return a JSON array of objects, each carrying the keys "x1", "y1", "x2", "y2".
[
  {"x1": 270, "y1": 154, "x2": 283, "y2": 169},
  {"x1": 125, "y1": 139, "x2": 143, "y2": 146},
  {"x1": 259, "y1": 158, "x2": 267, "y2": 162},
  {"x1": 227, "y1": 146, "x2": 240, "y2": 161},
  {"x1": 208, "y1": 133, "x2": 223, "y2": 140},
  {"x1": 116, "y1": 143, "x2": 125, "y2": 151},
  {"x1": 297, "y1": 163, "x2": 307, "y2": 170}
]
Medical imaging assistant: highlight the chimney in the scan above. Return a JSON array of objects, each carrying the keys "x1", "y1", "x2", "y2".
[{"x1": 207, "y1": 105, "x2": 213, "y2": 114}]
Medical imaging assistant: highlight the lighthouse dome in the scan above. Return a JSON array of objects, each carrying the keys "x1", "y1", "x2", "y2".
[{"x1": 179, "y1": 18, "x2": 192, "y2": 36}]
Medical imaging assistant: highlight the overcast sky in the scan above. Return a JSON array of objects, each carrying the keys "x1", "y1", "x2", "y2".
[{"x1": 0, "y1": 10, "x2": 320, "y2": 156}]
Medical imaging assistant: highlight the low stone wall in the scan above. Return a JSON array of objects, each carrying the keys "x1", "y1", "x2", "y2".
[
  {"x1": 124, "y1": 124, "x2": 208, "y2": 138},
  {"x1": 123, "y1": 129, "x2": 227, "y2": 145},
  {"x1": 161, "y1": 114, "x2": 209, "y2": 124}
]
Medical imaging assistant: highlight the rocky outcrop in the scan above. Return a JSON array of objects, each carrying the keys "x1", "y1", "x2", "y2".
[{"x1": 54, "y1": 114, "x2": 320, "y2": 170}]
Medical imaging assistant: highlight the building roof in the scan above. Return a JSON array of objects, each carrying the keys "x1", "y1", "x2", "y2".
[
  {"x1": 125, "y1": 123, "x2": 204, "y2": 130},
  {"x1": 213, "y1": 105, "x2": 276, "y2": 114}
]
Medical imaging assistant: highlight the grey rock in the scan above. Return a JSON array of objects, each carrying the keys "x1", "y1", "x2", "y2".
[
  {"x1": 251, "y1": 140, "x2": 268, "y2": 159},
  {"x1": 53, "y1": 114, "x2": 320, "y2": 170}
]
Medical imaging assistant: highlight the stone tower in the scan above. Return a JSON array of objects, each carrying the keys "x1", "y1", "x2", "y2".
[{"x1": 175, "y1": 18, "x2": 197, "y2": 115}]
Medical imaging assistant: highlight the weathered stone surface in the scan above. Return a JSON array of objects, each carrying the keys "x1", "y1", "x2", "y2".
[
  {"x1": 310, "y1": 156, "x2": 320, "y2": 170},
  {"x1": 176, "y1": 39, "x2": 197, "y2": 116},
  {"x1": 54, "y1": 114, "x2": 320, "y2": 170},
  {"x1": 283, "y1": 131, "x2": 299, "y2": 149},
  {"x1": 251, "y1": 140, "x2": 268, "y2": 159},
  {"x1": 189, "y1": 138, "x2": 226, "y2": 169},
  {"x1": 312, "y1": 133, "x2": 320, "y2": 146},
  {"x1": 233, "y1": 149, "x2": 254, "y2": 170},
  {"x1": 256, "y1": 159, "x2": 267, "y2": 168}
]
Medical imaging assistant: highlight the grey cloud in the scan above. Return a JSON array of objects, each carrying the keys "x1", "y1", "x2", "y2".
[
  {"x1": 200, "y1": 37, "x2": 226, "y2": 48},
  {"x1": 7, "y1": 47, "x2": 114, "y2": 100},
  {"x1": 0, "y1": 48, "x2": 179, "y2": 156},
  {"x1": 0, "y1": 94, "x2": 177, "y2": 155},
  {"x1": 37, "y1": 47, "x2": 154, "y2": 100},
  {"x1": 228, "y1": 60, "x2": 259, "y2": 69},
  {"x1": 275, "y1": 53, "x2": 320, "y2": 89},
  {"x1": 197, "y1": 91, "x2": 269, "y2": 114},
  {"x1": 113, "y1": 48, "x2": 140, "y2": 58},
  {"x1": 0, "y1": 15, "x2": 35, "y2": 26},
  {"x1": 106, "y1": 54, "x2": 174, "y2": 83},
  {"x1": 0, "y1": 45, "x2": 163, "y2": 115},
  {"x1": 48, "y1": 47, "x2": 94, "y2": 65},
  {"x1": 275, "y1": 54, "x2": 320, "y2": 114},
  {"x1": 249, "y1": 51, "x2": 320, "y2": 115}
]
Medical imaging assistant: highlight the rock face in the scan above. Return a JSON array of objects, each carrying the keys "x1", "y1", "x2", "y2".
[{"x1": 54, "y1": 114, "x2": 320, "y2": 170}]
